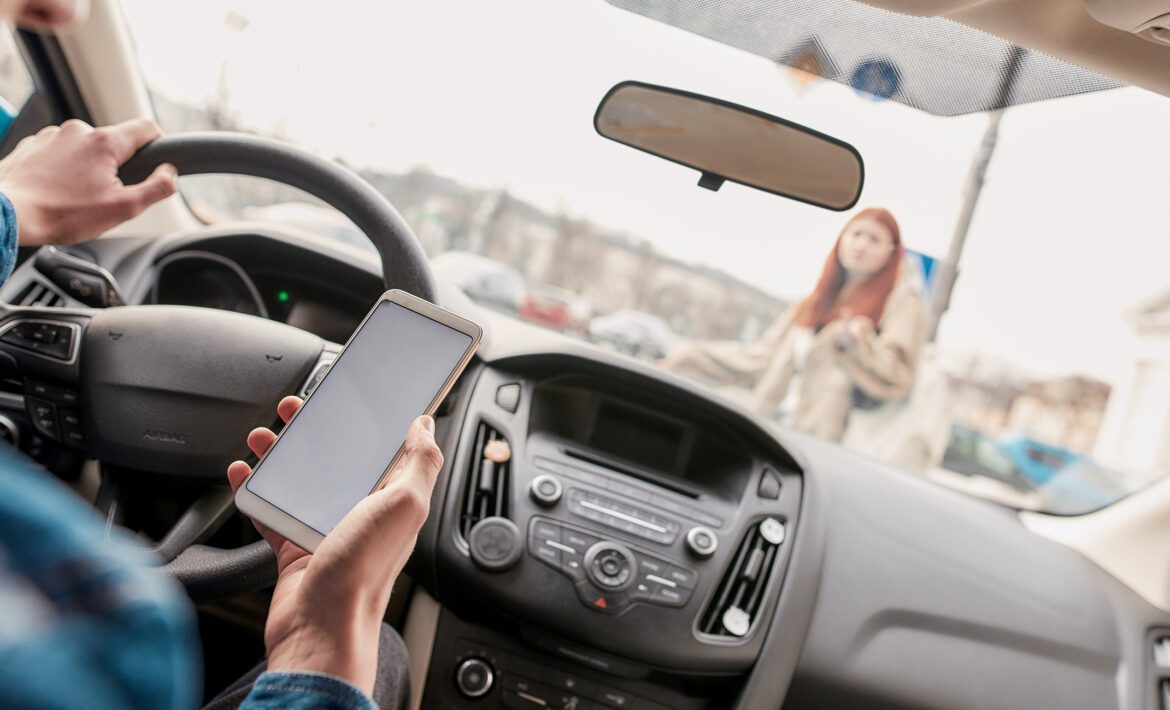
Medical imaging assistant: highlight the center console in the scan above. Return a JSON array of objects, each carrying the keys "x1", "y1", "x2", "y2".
[{"x1": 422, "y1": 359, "x2": 803, "y2": 709}]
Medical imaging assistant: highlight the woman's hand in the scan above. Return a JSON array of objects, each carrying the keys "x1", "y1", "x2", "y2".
[
  {"x1": 225, "y1": 396, "x2": 444, "y2": 694},
  {"x1": 845, "y1": 316, "x2": 875, "y2": 342}
]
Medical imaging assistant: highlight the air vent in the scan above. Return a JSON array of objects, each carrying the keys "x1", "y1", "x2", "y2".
[
  {"x1": 457, "y1": 422, "x2": 511, "y2": 541},
  {"x1": 12, "y1": 280, "x2": 63, "y2": 308},
  {"x1": 699, "y1": 517, "x2": 786, "y2": 638}
]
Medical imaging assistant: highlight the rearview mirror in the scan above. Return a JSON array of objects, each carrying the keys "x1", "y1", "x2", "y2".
[{"x1": 594, "y1": 81, "x2": 864, "y2": 211}]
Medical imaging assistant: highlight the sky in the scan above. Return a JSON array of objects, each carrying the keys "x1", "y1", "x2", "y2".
[{"x1": 118, "y1": 0, "x2": 1170, "y2": 387}]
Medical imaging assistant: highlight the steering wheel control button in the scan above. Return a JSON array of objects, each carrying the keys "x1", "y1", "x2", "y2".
[
  {"x1": 760, "y1": 517, "x2": 786, "y2": 545},
  {"x1": 59, "y1": 409, "x2": 85, "y2": 448},
  {"x1": 529, "y1": 474, "x2": 563, "y2": 507},
  {"x1": 469, "y1": 517, "x2": 523, "y2": 572},
  {"x1": 495, "y1": 383, "x2": 521, "y2": 413},
  {"x1": 25, "y1": 380, "x2": 79, "y2": 406},
  {"x1": 583, "y1": 541, "x2": 637, "y2": 591},
  {"x1": 686, "y1": 526, "x2": 719, "y2": 558},
  {"x1": 574, "y1": 579, "x2": 630, "y2": 614},
  {"x1": 454, "y1": 658, "x2": 494, "y2": 699},
  {"x1": 1, "y1": 320, "x2": 78, "y2": 361},
  {"x1": 26, "y1": 398, "x2": 59, "y2": 440}
]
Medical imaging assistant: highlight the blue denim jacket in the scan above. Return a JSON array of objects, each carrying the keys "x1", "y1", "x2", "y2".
[{"x1": 0, "y1": 201, "x2": 376, "y2": 709}]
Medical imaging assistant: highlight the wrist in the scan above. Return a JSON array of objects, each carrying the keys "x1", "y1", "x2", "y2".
[
  {"x1": 0, "y1": 187, "x2": 49, "y2": 246},
  {"x1": 265, "y1": 610, "x2": 384, "y2": 695}
]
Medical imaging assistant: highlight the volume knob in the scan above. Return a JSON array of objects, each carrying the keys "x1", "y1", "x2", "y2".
[{"x1": 455, "y1": 657, "x2": 494, "y2": 698}]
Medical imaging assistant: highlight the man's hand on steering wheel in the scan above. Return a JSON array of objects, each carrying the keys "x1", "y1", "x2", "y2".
[
  {"x1": 0, "y1": 118, "x2": 178, "y2": 246},
  {"x1": 225, "y1": 396, "x2": 445, "y2": 696}
]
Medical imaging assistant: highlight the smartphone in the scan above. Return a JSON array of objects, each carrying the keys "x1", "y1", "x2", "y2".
[{"x1": 234, "y1": 289, "x2": 482, "y2": 552}]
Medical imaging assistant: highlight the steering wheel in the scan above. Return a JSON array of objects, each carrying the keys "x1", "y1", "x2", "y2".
[{"x1": 0, "y1": 133, "x2": 437, "y2": 601}]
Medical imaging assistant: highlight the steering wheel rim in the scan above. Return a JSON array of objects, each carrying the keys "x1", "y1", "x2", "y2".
[
  {"x1": 119, "y1": 132, "x2": 436, "y2": 299},
  {"x1": 113, "y1": 132, "x2": 438, "y2": 599}
]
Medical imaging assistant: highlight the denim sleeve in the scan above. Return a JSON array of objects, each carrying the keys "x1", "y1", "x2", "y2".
[
  {"x1": 0, "y1": 191, "x2": 18, "y2": 284},
  {"x1": 239, "y1": 671, "x2": 378, "y2": 710}
]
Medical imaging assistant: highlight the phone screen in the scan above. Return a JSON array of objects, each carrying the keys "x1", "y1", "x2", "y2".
[{"x1": 246, "y1": 299, "x2": 473, "y2": 535}]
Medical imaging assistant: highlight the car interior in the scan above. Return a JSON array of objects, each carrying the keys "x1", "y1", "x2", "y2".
[{"x1": 3, "y1": 0, "x2": 1170, "y2": 709}]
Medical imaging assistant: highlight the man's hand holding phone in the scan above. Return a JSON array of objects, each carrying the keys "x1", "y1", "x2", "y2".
[{"x1": 225, "y1": 396, "x2": 444, "y2": 695}]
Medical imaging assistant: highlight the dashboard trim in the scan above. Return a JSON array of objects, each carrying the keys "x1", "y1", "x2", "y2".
[{"x1": 148, "y1": 250, "x2": 269, "y2": 318}]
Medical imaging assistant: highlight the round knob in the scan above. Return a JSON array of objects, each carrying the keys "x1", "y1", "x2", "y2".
[
  {"x1": 686, "y1": 526, "x2": 718, "y2": 558},
  {"x1": 529, "y1": 474, "x2": 563, "y2": 507},
  {"x1": 583, "y1": 541, "x2": 637, "y2": 591},
  {"x1": 455, "y1": 657, "x2": 494, "y2": 698},
  {"x1": 468, "y1": 517, "x2": 522, "y2": 572}
]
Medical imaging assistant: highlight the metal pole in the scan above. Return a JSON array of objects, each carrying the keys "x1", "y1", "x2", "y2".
[{"x1": 928, "y1": 46, "x2": 1026, "y2": 341}]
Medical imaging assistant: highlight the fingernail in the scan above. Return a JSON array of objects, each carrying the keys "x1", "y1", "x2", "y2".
[{"x1": 420, "y1": 416, "x2": 435, "y2": 434}]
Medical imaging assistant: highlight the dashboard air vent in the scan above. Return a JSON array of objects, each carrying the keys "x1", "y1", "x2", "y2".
[
  {"x1": 13, "y1": 280, "x2": 63, "y2": 308},
  {"x1": 458, "y1": 422, "x2": 510, "y2": 541},
  {"x1": 699, "y1": 517, "x2": 786, "y2": 638}
]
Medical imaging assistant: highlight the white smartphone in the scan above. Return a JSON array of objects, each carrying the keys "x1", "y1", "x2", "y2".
[{"x1": 234, "y1": 289, "x2": 482, "y2": 552}]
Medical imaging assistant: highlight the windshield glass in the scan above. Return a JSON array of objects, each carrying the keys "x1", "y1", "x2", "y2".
[{"x1": 121, "y1": 0, "x2": 1170, "y2": 515}]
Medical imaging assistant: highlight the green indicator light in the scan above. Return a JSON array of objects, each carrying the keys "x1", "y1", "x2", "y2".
[{"x1": 277, "y1": 290, "x2": 290, "y2": 302}]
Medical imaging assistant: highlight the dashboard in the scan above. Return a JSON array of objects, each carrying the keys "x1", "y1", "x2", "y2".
[{"x1": 0, "y1": 223, "x2": 1167, "y2": 710}]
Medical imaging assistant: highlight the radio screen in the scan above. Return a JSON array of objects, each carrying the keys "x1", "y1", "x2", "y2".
[{"x1": 589, "y1": 399, "x2": 685, "y2": 475}]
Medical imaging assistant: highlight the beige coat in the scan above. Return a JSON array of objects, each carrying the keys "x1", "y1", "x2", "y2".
[{"x1": 662, "y1": 278, "x2": 928, "y2": 441}]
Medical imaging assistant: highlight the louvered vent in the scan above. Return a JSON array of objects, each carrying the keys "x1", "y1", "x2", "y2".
[
  {"x1": 457, "y1": 422, "x2": 510, "y2": 542},
  {"x1": 13, "y1": 280, "x2": 63, "y2": 308},
  {"x1": 699, "y1": 517, "x2": 786, "y2": 638}
]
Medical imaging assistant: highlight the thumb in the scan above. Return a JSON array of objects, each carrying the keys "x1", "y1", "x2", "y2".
[{"x1": 120, "y1": 163, "x2": 178, "y2": 215}]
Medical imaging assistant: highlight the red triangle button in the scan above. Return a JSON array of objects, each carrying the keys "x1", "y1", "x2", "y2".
[{"x1": 594, "y1": 596, "x2": 608, "y2": 609}]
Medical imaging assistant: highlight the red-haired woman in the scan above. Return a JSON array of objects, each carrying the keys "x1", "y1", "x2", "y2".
[{"x1": 661, "y1": 207, "x2": 927, "y2": 441}]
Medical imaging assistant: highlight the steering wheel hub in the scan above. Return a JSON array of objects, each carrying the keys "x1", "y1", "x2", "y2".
[{"x1": 81, "y1": 305, "x2": 322, "y2": 477}]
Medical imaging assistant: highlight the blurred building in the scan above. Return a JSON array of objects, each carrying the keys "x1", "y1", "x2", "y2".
[
  {"x1": 1095, "y1": 288, "x2": 1170, "y2": 481},
  {"x1": 943, "y1": 353, "x2": 1110, "y2": 454}
]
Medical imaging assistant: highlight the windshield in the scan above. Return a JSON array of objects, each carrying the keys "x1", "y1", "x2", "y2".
[{"x1": 121, "y1": 0, "x2": 1170, "y2": 515}]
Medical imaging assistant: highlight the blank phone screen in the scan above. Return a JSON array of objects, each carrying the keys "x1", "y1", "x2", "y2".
[{"x1": 247, "y1": 300, "x2": 473, "y2": 535}]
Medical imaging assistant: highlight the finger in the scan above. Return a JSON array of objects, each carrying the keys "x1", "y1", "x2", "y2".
[
  {"x1": 377, "y1": 416, "x2": 443, "y2": 503},
  {"x1": 118, "y1": 163, "x2": 177, "y2": 216},
  {"x1": 102, "y1": 117, "x2": 163, "y2": 163},
  {"x1": 277, "y1": 396, "x2": 303, "y2": 424},
  {"x1": 226, "y1": 459, "x2": 252, "y2": 493},
  {"x1": 247, "y1": 426, "x2": 278, "y2": 458}
]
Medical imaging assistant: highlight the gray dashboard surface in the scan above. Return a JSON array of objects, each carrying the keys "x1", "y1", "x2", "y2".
[{"x1": 779, "y1": 432, "x2": 1165, "y2": 710}]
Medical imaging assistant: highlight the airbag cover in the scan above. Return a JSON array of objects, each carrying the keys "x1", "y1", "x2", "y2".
[{"x1": 81, "y1": 306, "x2": 322, "y2": 476}]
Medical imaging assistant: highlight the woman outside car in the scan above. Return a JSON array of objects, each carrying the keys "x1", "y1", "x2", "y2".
[{"x1": 661, "y1": 207, "x2": 928, "y2": 441}]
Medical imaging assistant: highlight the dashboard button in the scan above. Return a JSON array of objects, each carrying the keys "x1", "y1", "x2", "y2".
[
  {"x1": 563, "y1": 528, "x2": 601, "y2": 551},
  {"x1": 758, "y1": 467, "x2": 782, "y2": 499},
  {"x1": 665, "y1": 565, "x2": 697, "y2": 589},
  {"x1": 454, "y1": 658, "x2": 494, "y2": 698},
  {"x1": 685, "y1": 526, "x2": 718, "y2": 558},
  {"x1": 606, "y1": 478, "x2": 650, "y2": 502},
  {"x1": 495, "y1": 383, "x2": 521, "y2": 413},
  {"x1": 543, "y1": 669, "x2": 597, "y2": 697},
  {"x1": 650, "y1": 584, "x2": 687, "y2": 607},
  {"x1": 531, "y1": 519, "x2": 562, "y2": 543},
  {"x1": 469, "y1": 517, "x2": 523, "y2": 572},
  {"x1": 574, "y1": 580, "x2": 630, "y2": 614},
  {"x1": 532, "y1": 542, "x2": 561, "y2": 568},
  {"x1": 529, "y1": 474, "x2": 563, "y2": 507},
  {"x1": 596, "y1": 685, "x2": 634, "y2": 708}
]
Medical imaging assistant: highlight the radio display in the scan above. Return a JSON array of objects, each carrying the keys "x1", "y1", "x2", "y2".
[{"x1": 589, "y1": 399, "x2": 689, "y2": 475}]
